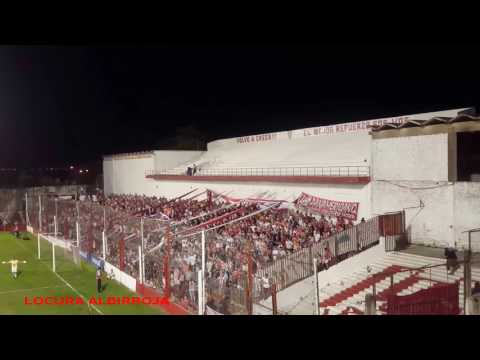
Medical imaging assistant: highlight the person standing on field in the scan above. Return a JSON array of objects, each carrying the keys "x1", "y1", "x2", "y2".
[
  {"x1": 96, "y1": 267, "x2": 102, "y2": 293},
  {"x1": 2, "y1": 259, "x2": 27, "y2": 279}
]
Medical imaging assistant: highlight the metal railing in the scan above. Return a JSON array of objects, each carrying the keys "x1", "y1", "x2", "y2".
[
  {"x1": 254, "y1": 216, "x2": 381, "y2": 295},
  {"x1": 146, "y1": 166, "x2": 371, "y2": 178}
]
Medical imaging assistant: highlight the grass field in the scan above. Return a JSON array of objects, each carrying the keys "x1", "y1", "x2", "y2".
[{"x1": 0, "y1": 232, "x2": 164, "y2": 315}]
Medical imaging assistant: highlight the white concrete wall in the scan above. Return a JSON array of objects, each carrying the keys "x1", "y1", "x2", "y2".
[
  {"x1": 103, "y1": 159, "x2": 114, "y2": 195},
  {"x1": 202, "y1": 132, "x2": 372, "y2": 169},
  {"x1": 454, "y1": 182, "x2": 480, "y2": 252},
  {"x1": 372, "y1": 181, "x2": 480, "y2": 250},
  {"x1": 372, "y1": 133, "x2": 449, "y2": 181},
  {"x1": 106, "y1": 154, "x2": 157, "y2": 196},
  {"x1": 154, "y1": 150, "x2": 204, "y2": 171},
  {"x1": 372, "y1": 180, "x2": 455, "y2": 247}
]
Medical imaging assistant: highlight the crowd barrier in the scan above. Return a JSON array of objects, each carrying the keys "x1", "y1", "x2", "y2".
[
  {"x1": 150, "y1": 166, "x2": 371, "y2": 178},
  {"x1": 104, "y1": 261, "x2": 137, "y2": 292},
  {"x1": 255, "y1": 216, "x2": 381, "y2": 295}
]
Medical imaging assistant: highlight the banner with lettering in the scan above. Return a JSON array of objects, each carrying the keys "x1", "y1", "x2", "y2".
[
  {"x1": 294, "y1": 192, "x2": 359, "y2": 221},
  {"x1": 225, "y1": 109, "x2": 469, "y2": 147}
]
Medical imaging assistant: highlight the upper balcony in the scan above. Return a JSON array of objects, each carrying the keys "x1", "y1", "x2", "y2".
[{"x1": 146, "y1": 166, "x2": 371, "y2": 185}]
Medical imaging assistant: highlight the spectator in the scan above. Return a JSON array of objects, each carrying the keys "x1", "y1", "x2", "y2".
[
  {"x1": 262, "y1": 276, "x2": 270, "y2": 299},
  {"x1": 322, "y1": 244, "x2": 333, "y2": 270},
  {"x1": 96, "y1": 267, "x2": 102, "y2": 293},
  {"x1": 444, "y1": 247, "x2": 459, "y2": 275}
]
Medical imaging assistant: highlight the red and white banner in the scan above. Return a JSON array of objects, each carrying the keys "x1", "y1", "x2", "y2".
[{"x1": 294, "y1": 192, "x2": 359, "y2": 220}]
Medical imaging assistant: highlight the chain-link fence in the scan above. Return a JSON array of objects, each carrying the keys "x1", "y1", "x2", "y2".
[
  {"x1": 56, "y1": 199, "x2": 77, "y2": 243},
  {"x1": 27, "y1": 194, "x2": 40, "y2": 231},
  {"x1": 143, "y1": 217, "x2": 168, "y2": 289}
]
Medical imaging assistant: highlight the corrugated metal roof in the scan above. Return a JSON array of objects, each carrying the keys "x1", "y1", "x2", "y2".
[{"x1": 370, "y1": 114, "x2": 480, "y2": 132}]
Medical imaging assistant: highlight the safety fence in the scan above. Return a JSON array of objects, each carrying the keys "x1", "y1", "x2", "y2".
[
  {"x1": 254, "y1": 216, "x2": 381, "y2": 296},
  {"x1": 148, "y1": 166, "x2": 371, "y2": 178},
  {"x1": 27, "y1": 195, "x2": 152, "y2": 284}
]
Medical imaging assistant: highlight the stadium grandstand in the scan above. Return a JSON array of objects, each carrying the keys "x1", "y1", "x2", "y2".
[{"x1": 3, "y1": 107, "x2": 480, "y2": 315}]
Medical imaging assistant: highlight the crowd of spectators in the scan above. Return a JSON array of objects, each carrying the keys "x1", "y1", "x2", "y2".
[
  {"x1": 27, "y1": 191, "x2": 368, "y2": 313},
  {"x1": 97, "y1": 193, "x2": 229, "y2": 223}
]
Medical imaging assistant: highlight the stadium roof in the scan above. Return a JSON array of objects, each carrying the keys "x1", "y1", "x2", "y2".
[{"x1": 370, "y1": 114, "x2": 480, "y2": 132}]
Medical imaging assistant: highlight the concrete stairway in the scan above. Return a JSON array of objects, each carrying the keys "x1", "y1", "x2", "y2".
[{"x1": 318, "y1": 251, "x2": 480, "y2": 315}]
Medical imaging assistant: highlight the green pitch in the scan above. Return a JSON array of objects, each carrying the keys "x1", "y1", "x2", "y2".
[{"x1": 0, "y1": 232, "x2": 164, "y2": 315}]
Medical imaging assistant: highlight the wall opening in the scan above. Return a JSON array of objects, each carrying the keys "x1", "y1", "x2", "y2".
[{"x1": 457, "y1": 131, "x2": 480, "y2": 181}]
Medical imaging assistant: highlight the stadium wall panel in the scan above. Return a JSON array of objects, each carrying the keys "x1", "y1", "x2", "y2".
[
  {"x1": 373, "y1": 181, "x2": 480, "y2": 250},
  {"x1": 103, "y1": 158, "x2": 114, "y2": 195},
  {"x1": 372, "y1": 133, "x2": 450, "y2": 181},
  {"x1": 372, "y1": 180, "x2": 455, "y2": 248},
  {"x1": 453, "y1": 182, "x2": 480, "y2": 252},
  {"x1": 109, "y1": 155, "x2": 157, "y2": 196},
  {"x1": 153, "y1": 150, "x2": 204, "y2": 171},
  {"x1": 202, "y1": 131, "x2": 372, "y2": 170}
]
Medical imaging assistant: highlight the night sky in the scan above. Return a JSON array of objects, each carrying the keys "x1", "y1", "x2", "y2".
[{"x1": 1, "y1": 45, "x2": 479, "y2": 169}]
